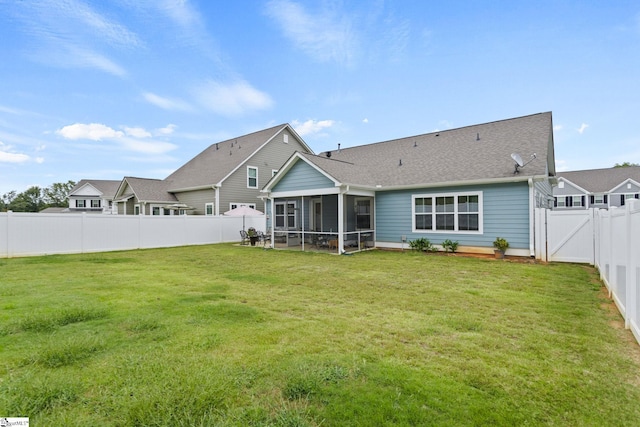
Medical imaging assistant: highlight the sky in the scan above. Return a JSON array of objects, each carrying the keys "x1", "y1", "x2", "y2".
[{"x1": 1, "y1": 0, "x2": 639, "y2": 195}]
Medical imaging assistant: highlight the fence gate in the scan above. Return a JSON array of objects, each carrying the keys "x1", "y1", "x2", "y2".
[{"x1": 536, "y1": 209, "x2": 595, "y2": 263}]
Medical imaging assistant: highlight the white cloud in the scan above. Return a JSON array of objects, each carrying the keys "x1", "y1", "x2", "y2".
[
  {"x1": 577, "y1": 123, "x2": 589, "y2": 134},
  {"x1": 362, "y1": 118, "x2": 369, "y2": 123},
  {"x1": 265, "y1": 0, "x2": 357, "y2": 66},
  {"x1": 0, "y1": 141, "x2": 30, "y2": 163},
  {"x1": 292, "y1": 119, "x2": 335, "y2": 136},
  {"x1": 156, "y1": 124, "x2": 177, "y2": 136},
  {"x1": 57, "y1": 123, "x2": 124, "y2": 141},
  {"x1": 553, "y1": 125, "x2": 563, "y2": 131},
  {"x1": 124, "y1": 127, "x2": 152, "y2": 138},
  {"x1": 192, "y1": 80, "x2": 273, "y2": 116},
  {"x1": 143, "y1": 92, "x2": 193, "y2": 112},
  {"x1": 56, "y1": 122, "x2": 177, "y2": 155}
]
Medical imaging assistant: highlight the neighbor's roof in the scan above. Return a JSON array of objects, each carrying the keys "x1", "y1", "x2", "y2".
[
  {"x1": 166, "y1": 124, "x2": 311, "y2": 191},
  {"x1": 558, "y1": 166, "x2": 640, "y2": 193},
  {"x1": 70, "y1": 179, "x2": 121, "y2": 198},
  {"x1": 297, "y1": 112, "x2": 554, "y2": 189},
  {"x1": 119, "y1": 177, "x2": 178, "y2": 203}
]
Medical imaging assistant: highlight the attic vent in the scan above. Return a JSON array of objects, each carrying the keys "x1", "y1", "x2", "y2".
[
  {"x1": 284, "y1": 134, "x2": 289, "y2": 143},
  {"x1": 326, "y1": 151, "x2": 331, "y2": 158},
  {"x1": 399, "y1": 159, "x2": 403, "y2": 166},
  {"x1": 476, "y1": 133, "x2": 480, "y2": 141},
  {"x1": 413, "y1": 141, "x2": 417, "y2": 147},
  {"x1": 338, "y1": 143, "x2": 341, "y2": 152},
  {"x1": 216, "y1": 143, "x2": 219, "y2": 150}
]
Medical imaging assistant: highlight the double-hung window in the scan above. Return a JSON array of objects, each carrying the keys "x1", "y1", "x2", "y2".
[
  {"x1": 91, "y1": 199, "x2": 101, "y2": 208},
  {"x1": 247, "y1": 166, "x2": 258, "y2": 188},
  {"x1": 275, "y1": 201, "x2": 296, "y2": 229},
  {"x1": 413, "y1": 192, "x2": 482, "y2": 233},
  {"x1": 76, "y1": 199, "x2": 86, "y2": 208}
]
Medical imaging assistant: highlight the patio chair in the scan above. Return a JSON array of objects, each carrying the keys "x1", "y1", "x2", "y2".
[{"x1": 239, "y1": 230, "x2": 248, "y2": 245}]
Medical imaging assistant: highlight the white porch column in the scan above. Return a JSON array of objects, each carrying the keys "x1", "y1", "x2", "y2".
[
  {"x1": 337, "y1": 190, "x2": 345, "y2": 253},
  {"x1": 270, "y1": 197, "x2": 275, "y2": 248}
]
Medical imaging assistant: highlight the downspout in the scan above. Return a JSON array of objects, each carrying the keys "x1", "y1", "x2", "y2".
[
  {"x1": 338, "y1": 185, "x2": 348, "y2": 253},
  {"x1": 528, "y1": 178, "x2": 535, "y2": 257},
  {"x1": 213, "y1": 185, "x2": 220, "y2": 216}
]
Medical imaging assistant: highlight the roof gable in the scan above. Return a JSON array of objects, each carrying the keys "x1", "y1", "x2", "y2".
[
  {"x1": 557, "y1": 166, "x2": 640, "y2": 193},
  {"x1": 115, "y1": 177, "x2": 178, "y2": 203},
  {"x1": 166, "y1": 124, "x2": 312, "y2": 191},
  {"x1": 70, "y1": 179, "x2": 120, "y2": 198}
]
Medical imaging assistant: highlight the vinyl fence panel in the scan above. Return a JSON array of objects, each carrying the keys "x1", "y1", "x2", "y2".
[{"x1": 0, "y1": 212, "x2": 266, "y2": 258}]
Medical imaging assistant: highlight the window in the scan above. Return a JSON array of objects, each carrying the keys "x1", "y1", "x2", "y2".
[
  {"x1": 412, "y1": 192, "x2": 482, "y2": 233},
  {"x1": 558, "y1": 181, "x2": 565, "y2": 189},
  {"x1": 572, "y1": 196, "x2": 583, "y2": 207},
  {"x1": 247, "y1": 166, "x2": 258, "y2": 188},
  {"x1": 152, "y1": 206, "x2": 161, "y2": 215},
  {"x1": 275, "y1": 201, "x2": 296, "y2": 229},
  {"x1": 283, "y1": 134, "x2": 289, "y2": 143},
  {"x1": 555, "y1": 197, "x2": 565, "y2": 208},
  {"x1": 355, "y1": 198, "x2": 372, "y2": 229},
  {"x1": 593, "y1": 194, "x2": 606, "y2": 204},
  {"x1": 91, "y1": 199, "x2": 101, "y2": 208},
  {"x1": 76, "y1": 199, "x2": 86, "y2": 208},
  {"x1": 134, "y1": 205, "x2": 141, "y2": 215},
  {"x1": 205, "y1": 203, "x2": 214, "y2": 216}
]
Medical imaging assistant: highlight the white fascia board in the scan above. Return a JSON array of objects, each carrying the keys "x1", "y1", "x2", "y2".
[
  {"x1": 70, "y1": 182, "x2": 100, "y2": 197},
  {"x1": 371, "y1": 175, "x2": 534, "y2": 192},
  {"x1": 262, "y1": 153, "x2": 341, "y2": 193},
  {"x1": 168, "y1": 184, "x2": 218, "y2": 193},
  {"x1": 270, "y1": 187, "x2": 341, "y2": 198}
]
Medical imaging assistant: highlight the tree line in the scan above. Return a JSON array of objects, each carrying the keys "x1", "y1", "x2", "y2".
[{"x1": 0, "y1": 181, "x2": 76, "y2": 212}]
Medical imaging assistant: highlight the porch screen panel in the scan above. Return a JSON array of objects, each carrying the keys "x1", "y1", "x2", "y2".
[{"x1": 415, "y1": 197, "x2": 432, "y2": 230}]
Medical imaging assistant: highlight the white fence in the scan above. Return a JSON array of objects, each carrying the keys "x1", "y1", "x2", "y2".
[
  {"x1": 0, "y1": 212, "x2": 266, "y2": 258},
  {"x1": 594, "y1": 203, "x2": 640, "y2": 345},
  {"x1": 536, "y1": 203, "x2": 640, "y2": 345}
]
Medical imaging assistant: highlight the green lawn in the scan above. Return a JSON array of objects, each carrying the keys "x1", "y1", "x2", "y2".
[{"x1": 1, "y1": 245, "x2": 639, "y2": 426}]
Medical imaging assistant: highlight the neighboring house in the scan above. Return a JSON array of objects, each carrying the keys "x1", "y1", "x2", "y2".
[
  {"x1": 553, "y1": 166, "x2": 640, "y2": 210},
  {"x1": 66, "y1": 179, "x2": 121, "y2": 214},
  {"x1": 105, "y1": 124, "x2": 312, "y2": 215},
  {"x1": 262, "y1": 112, "x2": 556, "y2": 256}
]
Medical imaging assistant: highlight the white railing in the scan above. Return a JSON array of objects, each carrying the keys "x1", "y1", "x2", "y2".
[
  {"x1": 594, "y1": 201, "x2": 640, "y2": 345},
  {"x1": 0, "y1": 212, "x2": 266, "y2": 258}
]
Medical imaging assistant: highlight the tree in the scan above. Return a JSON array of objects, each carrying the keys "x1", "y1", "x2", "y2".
[
  {"x1": 8, "y1": 186, "x2": 46, "y2": 212},
  {"x1": 1, "y1": 191, "x2": 16, "y2": 212},
  {"x1": 44, "y1": 180, "x2": 76, "y2": 207},
  {"x1": 614, "y1": 162, "x2": 640, "y2": 168}
]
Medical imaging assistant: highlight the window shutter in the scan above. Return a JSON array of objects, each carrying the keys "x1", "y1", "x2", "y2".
[
  {"x1": 582, "y1": 196, "x2": 585, "y2": 207},
  {"x1": 590, "y1": 195, "x2": 594, "y2": 204},
  {"x1": 554, "y1": 197, "x2": 557, "y2": 207},
  {"x1": 567, "y1": 197, "x2": 572, "y2": 207},
  {"x1": 621, "y1": 195, "x2": 625, "y2": 206},
  {"x1": 604, "y1": 195, "x2": 608, "y2": 204},
  {"x1": 636, "y1": 194, "x2": 639, "y2": 199}
]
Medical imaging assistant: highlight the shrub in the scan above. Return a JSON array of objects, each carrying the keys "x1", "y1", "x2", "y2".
[
  {"x1": 442, "y1": 239, "x2": 459, "y2": 253},
  {"x1": 409, "y1": 237, "x2": 437, "y2": 252}
]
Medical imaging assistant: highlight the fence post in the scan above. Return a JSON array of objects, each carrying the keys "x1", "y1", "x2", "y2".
[{"x1": 625, "y1": 202, "x2": 635, "y2": 329}]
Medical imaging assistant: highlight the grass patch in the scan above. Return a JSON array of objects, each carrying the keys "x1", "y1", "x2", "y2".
[{"x1": 1, "y1": 245, "x2": 639, "y2": 425}]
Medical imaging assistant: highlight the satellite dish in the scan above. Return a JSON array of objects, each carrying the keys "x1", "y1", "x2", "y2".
[
  {"x1": 511, "y1": 153, "x2": 524, "y2": 167},
  {"x1": 511, "y1": 153, "x2": 537, "y2": 174}
]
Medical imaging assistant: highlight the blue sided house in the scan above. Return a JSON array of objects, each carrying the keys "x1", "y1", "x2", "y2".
[{"x1": 261, "y1": 112, "x2": 556, "y2": 257}]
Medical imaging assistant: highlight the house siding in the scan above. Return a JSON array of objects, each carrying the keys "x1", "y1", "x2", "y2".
[
  {"x1": 221, "y1": 129, "x2": 311, "y2": 213},
  {"x1": 273, "y1": 161, "x2": 335, "y2": 192},
  {"x1": 174, "y1": 188, "x2": 215, "y2": 215},
  {"x1": 376, "y1": 182, "x2": 530, "y2": 249}
]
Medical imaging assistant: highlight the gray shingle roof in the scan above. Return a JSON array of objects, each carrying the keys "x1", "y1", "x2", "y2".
[
  {"x1": 558, "y1": 166, "x2": 640, "y2": 193},
  {"x1": 166, "y1": 124, "x2": 297, "y2": 191},
  {"x1": 300, "y1": 112, "x2": 554, "y2": 188},
  {"x1": 70, "y1": 179, "x2": 121, "y2": 198},
  {"x1": 122, "y1": 177, "x2": 178, "y2": 202}
]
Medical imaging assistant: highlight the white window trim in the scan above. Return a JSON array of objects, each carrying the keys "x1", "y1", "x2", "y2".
[
  {"x1": 275, "y1": 200, "x2": 297, "y2": 229},
  {"x1": 412, "y1": 191, "x2": 483, "y2": 234},
  {"x1": 247, "y1": 166, "x2": 258, "y2": 189},
  {"x1": 205, "y1": 202, "x2": 214, "y2": 216},
  {"x1": 134, "y1": 204, "x2": 141, "y2": 215}
]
